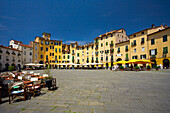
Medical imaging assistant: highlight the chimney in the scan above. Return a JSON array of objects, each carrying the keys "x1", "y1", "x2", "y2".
[
  {"x1": 164, "y1": 24, "x2": 168, "y2": 28},
  {"x1": 151, "y1": 24, "x2": 155, "y2": 28}
]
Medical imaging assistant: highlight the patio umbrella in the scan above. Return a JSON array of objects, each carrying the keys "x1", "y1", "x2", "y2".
[
  {"x1": 113, "y1": 61, "x2": 128, "y2": 65},
  {"x1": 25, "y1": 63, "x2": 36, "y2": 66},
  {"x1": 126, "y1": 59, "x2": 141, "y2": 64}
]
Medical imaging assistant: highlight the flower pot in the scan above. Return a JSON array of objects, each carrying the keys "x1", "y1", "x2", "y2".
[
  {"x1": 45, "y1": 79, "x2": 52, "y2": 89},
  {"x1": 120, "y1": 69, "x2": 124, "y2": 71},
  {"x1": 147, "y1": 69, "x2": 151, "y2": 71},
  {"x1": 136, "y1": 69, "x2": 139, "y2": 71},
  {"x1": 155, "y1": 68, "x2": 159, "y2": 71}
]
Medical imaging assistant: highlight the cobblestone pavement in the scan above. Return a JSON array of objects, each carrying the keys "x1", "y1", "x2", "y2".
[{"x1": 1, "y1": 69, "x2": 170, "y2": 113}]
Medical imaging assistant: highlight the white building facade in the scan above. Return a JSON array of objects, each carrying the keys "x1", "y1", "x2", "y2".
[
  {"x1": 0, "y1": 45, "x2": 22, "y2": 71},
  {"x1": 9, "y1": 40, "x2": 33, "y2": 67}
]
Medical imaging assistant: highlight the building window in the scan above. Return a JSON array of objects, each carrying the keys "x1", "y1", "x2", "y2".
[
  {"x1": 41, "y1": 41, "x2": 43, "y2": 45},
  {"x1": 41, "y1": 47, "x2": 43, "y2": 51},
  {"x1": 134, "y1": 40, "x2": 136, "y2": 45},
  {"x1": 41, "y1": 55, "x2": 43, "y2": 58},
  {"x1": 59, "y1": 55, "x2": 61, "y2": 59},
  {"x1": 35, "y1": 53, "x2": 37, "y2": 58},
  {"x1": 46, "y1": 48, "x2": 48, "y2": 51},
  {"x1": 163, "y1": 35, "x2": 167, "y2": 42},
  {"x1": 118, "y1": 47, "x2": 120, "y2": 52},
  {"x1": 0, "y1": 55, "x2": 1, "y2": 60},
  {"x1": 82, "y1": 59, "x2": 84, "y2": 62},
  {"x1": 101, "y1": 57, "x2": 103, "y2": 61},
  {"x1": 142, "y1": 47, "x2": 145, "y2": 51},
  {"x1": 30, "y1": 52, "x2": 32, "y2": 55},
  {"x1": 141, "y1": 38, "x2": 144, "y2": 43},
  {"x1": 87, "y1": 47, "x2": 89, "y2": 50},
  {"x1": 125, "y1": 46, "x2": 128, "y2": 51},
  {"x1": 35, "y1": 46, "x2": 37, "y2": 50},
  {"x1": 55, "y1": 55, "x2": 57, "y2": 60},
  {"x1": 163, "y1": 47, "x2": 168, "y2": 54},
  {"x1": 151, "y1": 39, "x2": 155, "y2": 45},
  {"x1": 50, "y1": 53, "x2": 51, "y2": 56},
  {"x1": 52, "y1": 53, "x2": 54, "y2": 56},
  {"x1": 106, "y1": 56, "x2": 108, "y2": 61},
  {"x1": 51, "y1": 41, "x2": 53, "y2": 44},
  {"x1": 140, "y1": 54, "x2": 146, "y2": 59},
  {"x1": 111, "y1": 34, "x2": 113, "y2": 37},
  {"x1": 55, "y1": 48, "x2": 57, "y2": 52},
  {"x1": 134, "y1": 35, "x2": 136, "y2": 37},
  {"x1": 67, "y1": 55, "x2": 70, "y2": 59},
  {"x1": 106, "y1": 42, "x2": 108, "y2": 46},
  {"x1": 59, "y1": 48, "x2": 61, "y2": 52},
  {"x1": 141, "y1": 32, "x2": 144, "y2": 34},
  {"x1": 59, "y1": 42, "x2": 61, "y2": 46},
  {"x1": 24, "y1": 51, "x2": 26, "y2": 55},
  {"x1": 149, "y1": 49, "x2": 157, "y2": 55},
  {"x1": 82, "y1": 51, "x2": 84, "y2": 53},
  {"x1": 55, "y1": 42, "x2": 58, "y2": 45},
  {"x1": 45, "y1": 41, "x2": 49, "y2": 45},
  {"x1": 132, "y1": 56, "x2": 138, "y2": 59},
  {"x1": 106, "y1": 36, "x2": 108, "y2": 39},
  {"x1": 63, "y1": 56, "x2": 65, "y2": 59},
  {"x1": 92, "y1": 52, "x2": 93, "y2": 55},
  {"x1": 101, "y1": 43, "x2": 103, "y2": 47},
  {"x1": 134, "y1": 49, "x2": 136, "y2": 53},
  {"x1": 77, "y1": 53, "x2": 79, "y2": 57}
]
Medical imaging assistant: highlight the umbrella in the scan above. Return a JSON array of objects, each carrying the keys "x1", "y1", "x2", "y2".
[
  {"x1": 126, "y1": 59, "x2": 141, "y2": 64},
  {"x1": 25, "y1": 63, "x2": 36, "y2": 66},
  {"x1": 113, "y1": 61, "x2": 128, "y2": 65}
]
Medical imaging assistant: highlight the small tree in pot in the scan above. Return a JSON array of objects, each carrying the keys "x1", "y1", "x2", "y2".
[
  {"x1": 43, "y1": 65, "x2": 53, "y2": 89},
  {"x1": 135, "y1": 66, "x2": 140, "y2": 71},
  {"x1": 119, "y1": 66, "x2": 124, "y2": 71},
  {"x1": 146, "y1": 65, "x2": 151, "y2": 71},
  {"x1": 155, "y1": 66, "x2": 160, "y2": 71}
]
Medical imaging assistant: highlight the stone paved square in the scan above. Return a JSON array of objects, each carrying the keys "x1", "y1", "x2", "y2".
[{"x1": 1, "y1": 69, "x2": 170, "y2": 113}]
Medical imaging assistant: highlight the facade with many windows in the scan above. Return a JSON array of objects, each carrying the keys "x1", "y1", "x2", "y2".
[{"x1": 31, "y1": 25, "x2": 170, "y2": 69}]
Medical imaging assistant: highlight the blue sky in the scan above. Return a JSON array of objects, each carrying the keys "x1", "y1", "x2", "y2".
[{"x1": 0, "y1": 0, "x2": 170, "y2": 46}]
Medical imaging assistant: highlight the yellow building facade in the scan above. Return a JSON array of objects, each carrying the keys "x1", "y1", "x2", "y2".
[
  {"x1": 32, "y1": 25, "x2": 169, "y2": 69},
  {"x1": 148, "y1": 27, "x2": 170, "y2": 68}
]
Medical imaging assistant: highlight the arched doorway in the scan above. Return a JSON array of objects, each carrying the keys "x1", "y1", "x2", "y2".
[
  {"x1": 116, "y1": 58, "x2": 122, "y2": 66},
  {"x1": 39, "y1": 61, "x2": 44, "y2": 64},
  {"x1": 5, "y1": 63, "x2": 9, "y2": 71},
  {"x1": 151, "y1": 59, "x2": 156, "y2": 68},
  {"x1": 116, "y1": 58, "x2": 122, "y2": 62},
  {"x1": 163, "y1": 59, "x2": 169, "y2": 69}
]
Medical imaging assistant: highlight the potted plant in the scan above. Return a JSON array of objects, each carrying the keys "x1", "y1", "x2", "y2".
[
  {"x1": 43, "y1": 65, "x2": 53, "y2": 89},
  {"x1": 146, "y1": 65, "x2": 151, "y2": 71},
  {"x1": 155, "y1": 66, "x2": 160, "y2": 71},
  {"x1": 110, "y1": 67, "x2": 112, "y2": 70},
  {"x1": 135, "y1": 66, "x2": 140, "y2": 71},
  {"x1": 119, "y1": 66, "x2": 124, "y2": 71}
]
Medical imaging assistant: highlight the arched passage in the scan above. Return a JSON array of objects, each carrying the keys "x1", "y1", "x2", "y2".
[{"x1": 163, "y1": 59, "x2": 169, "y2": 69}]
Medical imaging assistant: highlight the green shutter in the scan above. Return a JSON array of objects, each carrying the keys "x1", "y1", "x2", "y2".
[
  {"x1": 149, "y1": 50, "x2": 151, "y2": 55},
  {"x1": 155, "y1": 49, "x2": 157, "y2": 55}
]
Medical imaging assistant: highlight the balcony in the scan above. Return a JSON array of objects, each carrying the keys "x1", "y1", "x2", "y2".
[
  {"x1": 110, "y1": 44, "x2": 114, "y2": 47},
  {"x1": 150, "y1": 55, "x2": 156, "y2": 59},
  {"x1": 131, "y1": 43, "x2": 136, "y2": 47}
]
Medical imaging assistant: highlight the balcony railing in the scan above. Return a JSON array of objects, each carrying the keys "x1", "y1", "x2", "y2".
[{"x1": 150, "y1": 55, "x2": 156, "y2": 59}]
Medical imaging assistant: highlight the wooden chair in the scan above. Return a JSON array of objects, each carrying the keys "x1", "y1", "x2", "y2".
[
  {"x1": 8, "y1": 84, "x2": 28, "y2": 104},
  {"x1": 52, "y1": 78, "x2": 56, "y2": 89},
  {"x1": 27, "y1": 80, "x2": 41, "y2": 97}
]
